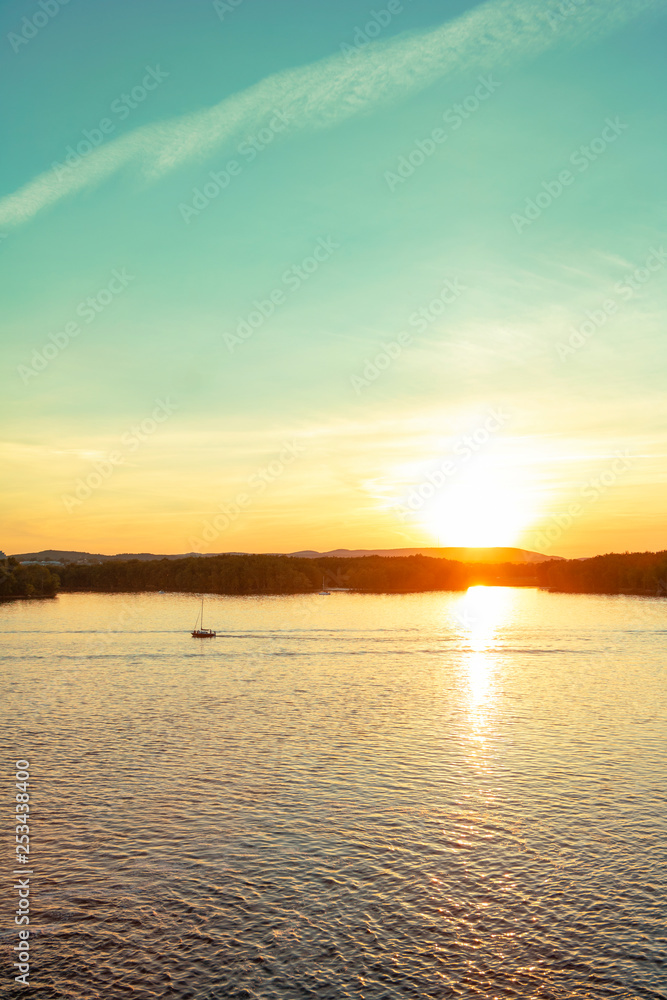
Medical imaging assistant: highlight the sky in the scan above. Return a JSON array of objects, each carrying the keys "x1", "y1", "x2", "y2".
[{"x1": 1, "y1": 0, "x2": 666, "y2": 558}]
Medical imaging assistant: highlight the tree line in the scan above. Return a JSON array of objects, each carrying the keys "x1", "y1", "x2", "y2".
[
  {"x1": 8, "y1": 550, "x2": 667, "y2": 599},
  {"x1": 0, "y1": 557, "x2": 60, "y2": 598},
  {"x1": 55, "y1": 553, "x2": 536, "y2": 595},
  {"x1": 536, "y1": 550, "x2": 667, "y2": 595}
]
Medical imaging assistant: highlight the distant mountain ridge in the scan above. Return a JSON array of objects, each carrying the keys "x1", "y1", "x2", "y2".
[
  {"x1": 12, "y1": 550, "x2": 198, "y2": 564},
  {"x1": 288, "y1": 547, "x2": 561, "y2": 563},
  {"x1": 12, "y1": 546, "x2": 561, "y2": 565}
]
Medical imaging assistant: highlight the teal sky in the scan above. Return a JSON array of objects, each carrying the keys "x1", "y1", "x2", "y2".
[{"x1": 1, "y1": 0, "x2": 666, "y2": 557}]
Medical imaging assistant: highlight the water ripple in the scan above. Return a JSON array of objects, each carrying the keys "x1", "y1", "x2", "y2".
[{"x1": 1, "y1": 589, "x2": 665, "y2": 998}]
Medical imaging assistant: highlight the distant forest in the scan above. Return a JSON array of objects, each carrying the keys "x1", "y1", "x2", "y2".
[
  {"x1": 538, "y1": 550, "x2": 667, "y2": 596},
  {"x1": 58, "y1": 553, "x2": 477, "y2": 594},
  {"x1": 0, "y1": 557, "x2": 59, "y2": 598},
  {"x1": 47, "y1": 549, "x2": 667, "y2": 597}
]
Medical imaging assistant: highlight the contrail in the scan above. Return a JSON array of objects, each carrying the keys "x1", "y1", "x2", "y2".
[{"x1": 0, "y1": 0, "x2": 660, "y2": 230}]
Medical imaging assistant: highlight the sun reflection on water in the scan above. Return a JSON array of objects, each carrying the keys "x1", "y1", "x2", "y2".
[
  {"x1": 455, "y1": 585, "x2": 513, "y2": 653},
  {"x1": 453, "y1": 586, "x2": 515, "y2": 742}
]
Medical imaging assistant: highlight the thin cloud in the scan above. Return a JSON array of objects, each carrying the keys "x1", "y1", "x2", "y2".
[{"x1": 0, "y1": 0, "x2": 659, "y2": 230}]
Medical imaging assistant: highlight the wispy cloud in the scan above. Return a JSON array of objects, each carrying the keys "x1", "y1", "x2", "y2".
[{"x1": 0, "y1": 0, "x2": 659, "y2": 230}]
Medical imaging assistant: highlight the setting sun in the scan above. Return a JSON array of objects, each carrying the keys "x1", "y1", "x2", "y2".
[{"x1": 420, "y1": 459, "x2": 538, "y2": 548}]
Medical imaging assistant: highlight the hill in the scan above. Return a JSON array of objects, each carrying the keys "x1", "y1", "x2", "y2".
[
  {"x1": 12, "y1": 549, "x2": 200, "y2": 564},
  {"x1": 12, "y1": 546, "x2": 558, "y2": 565},
  {"x1": 289, "y1": 547, "x2": 560, "y2": 563}
]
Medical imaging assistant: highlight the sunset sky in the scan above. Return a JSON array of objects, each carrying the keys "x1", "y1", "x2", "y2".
[{"x1": 1, "y1": 0, "x2": 665, "y2": 558}]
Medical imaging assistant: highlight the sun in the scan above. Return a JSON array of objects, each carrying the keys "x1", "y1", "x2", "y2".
[{"x1": 420, "y1": 458, "x2": 536, "y2": 548}]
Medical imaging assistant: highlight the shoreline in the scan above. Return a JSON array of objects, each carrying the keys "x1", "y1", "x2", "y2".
[{"x1": 24, "y1": 585, "x2": 667, "y2": 599}]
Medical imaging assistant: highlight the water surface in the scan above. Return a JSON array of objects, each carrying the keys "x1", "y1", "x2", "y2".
[{"x1": 1, "y1": 588, "x2": 665, "y2": 999}]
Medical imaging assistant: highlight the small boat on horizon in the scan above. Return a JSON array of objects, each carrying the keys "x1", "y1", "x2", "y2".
[
  {"x1": 191, "y1": 597, "x2": 216, "y2": 638},
  {"x1": 318, "y1": 576, "x2": 331, "y2": 595}
]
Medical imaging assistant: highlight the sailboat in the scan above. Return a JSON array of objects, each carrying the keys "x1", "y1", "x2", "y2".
[
  {"x1": 191, "y1": 596, "x2": 217, "y2": 638},
  {"x1": 318, "y1": 576, "x2": 330, "y2": 595}
]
